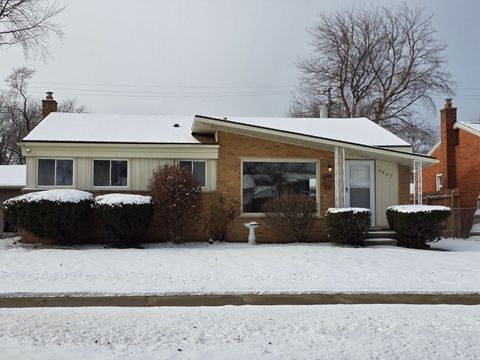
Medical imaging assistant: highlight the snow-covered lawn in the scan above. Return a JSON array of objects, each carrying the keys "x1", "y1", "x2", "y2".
[
  {"x1": 1, "y1": 237, "x2": 479, "y2": 295},
  {"x1": 0, "y1": 305, "x2": 479, "y2": 359}
]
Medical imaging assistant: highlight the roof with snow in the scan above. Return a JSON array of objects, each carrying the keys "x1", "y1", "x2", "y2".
[
  {"x1": 454, "y1": 121, "x2": 480, "y2": 137},
  {"x1": 23, "y1": 113, "x2": 200, "y2": 144},
  {"x1": 193, "y1": 115, "x2": 410, "y2": 147},
  {"x1": 23, "y1": 112, "x2": 411, "y2": 148},
  {"x1": 0, "y1": 165, "x2": 26, "y2": 188}
]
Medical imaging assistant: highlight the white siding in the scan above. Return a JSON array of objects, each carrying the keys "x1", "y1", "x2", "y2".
[
  {"x1": 375, "y1": 160, "x2": 399, "y2": 227},
  {"x1": 25, "y1": 156, "x2": 217, "y2": 192}
]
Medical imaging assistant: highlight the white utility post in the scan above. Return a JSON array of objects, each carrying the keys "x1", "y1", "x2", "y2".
[
  {"x1": 413, "y1": 160, "x2": 423, "y2": 204},
  {"x1": 334, "y1": 146, "x2": 346, "y2": 208}
]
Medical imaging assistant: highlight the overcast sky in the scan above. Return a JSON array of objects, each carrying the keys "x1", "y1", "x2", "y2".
[{"x1": 1, "y1": 0, "x2": 479, "y2": 125}]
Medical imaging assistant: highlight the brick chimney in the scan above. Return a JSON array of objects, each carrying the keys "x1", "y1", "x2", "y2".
[
  {"x1": 42, "y1": 91, "x2": 58, "y2": 119},
  {"x1": 440, "y1": 98, "x2": 457, "y2": 189}
]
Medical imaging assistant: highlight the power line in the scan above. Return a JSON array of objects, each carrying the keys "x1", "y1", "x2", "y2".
[
  {"x1": 21, "y1": 80, "x2": 295, "y2": 90},
  {"x1": 12, "y1": 88, "x2": 291, "y2": 99}
]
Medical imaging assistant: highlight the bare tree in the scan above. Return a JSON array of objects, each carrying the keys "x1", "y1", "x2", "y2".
[
  {"x1": 0, "y1": 0, "x2": 64, "y2": 57},
  {"x1": 289, "y1": 4, "x2": 454, "y2": 151},
  {"x1": 0, "y1": 67, "x2": 87, "y2": 164}
]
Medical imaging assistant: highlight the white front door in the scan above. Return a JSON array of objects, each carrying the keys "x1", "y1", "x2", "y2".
[{"x1": 345, "y1": 160, "x2": 375, "y2": 224}]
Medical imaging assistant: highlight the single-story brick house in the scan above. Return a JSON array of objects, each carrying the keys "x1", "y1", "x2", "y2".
[
  {"x1": 423, "y1": 99, "x2": 480, "y2": 235},
  {"x1": 17, "y1": 94, "x2": 436, "y2": 242},
  {"x1": 0, "y1": 165, "x2": 26, "y2": 233}
]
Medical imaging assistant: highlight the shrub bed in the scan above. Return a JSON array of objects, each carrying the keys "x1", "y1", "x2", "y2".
[
  {"x1": 2, "y1": 189, "x2": 93, "y2": 246},
  {"x1": 94, "y1": 194, "x2": 153, "y2": 248},
  {"x1": 262, "y1": 193, "x2": 317, "y2": 242},
  {"x1": 149, "y1": 164, "x2": 201, "y2": 243},
  {"x1": 326, "y1": 208, "x2": 371, "y2": 246},
  {"x1": 204, "y1": 193, "x2": 239, "y2": 242},
  {"x1": 386, "y1": 205, "x2": 451, "y2": 249}
]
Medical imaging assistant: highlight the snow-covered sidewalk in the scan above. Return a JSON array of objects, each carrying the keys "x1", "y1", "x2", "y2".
[
  {"x1": 1, "y1": 305, "x2": 479, "y2": 359},
  {"x1": 1, "y1": 238, "x2": 479, "y2": 296}
]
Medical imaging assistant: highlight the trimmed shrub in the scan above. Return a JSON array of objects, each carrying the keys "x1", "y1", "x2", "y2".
[
  {"x1": 204, "y1": 193, "x2": 239, "y2": 242},
  {"x1": 2, "y1": 189, "x2": 93, "y2": 246},
  {"x1": 262, "y1": 192, "x2": 317, "y2": 242},
  {"x1": 386, "y1": 205, "x2": 451, "y2": 249},
  {"x1": 94, "y1": 194, "x2": 153, "y2": 248},
  {"x1": 326, "y1": 208, "x2": 371, "y2": 246},
  {"x1": 148, "y1": 163, "x2": 201, "y2": 243}
]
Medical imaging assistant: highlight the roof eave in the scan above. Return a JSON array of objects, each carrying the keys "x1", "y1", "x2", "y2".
[
  {"x1": 193, "y1": 115, "x2": 435, "y2": 165},
  {"x1": 454, "y1": 122, "x2": 480, "y2": 138}
]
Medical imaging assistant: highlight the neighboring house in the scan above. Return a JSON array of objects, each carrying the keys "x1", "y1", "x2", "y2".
[
  {"x1": 423, "y1": 99, "x2": 480, "y2": 234},
  {"x1": 0, "y1": 165, "x2": 26, "y2": 233},
  {"x1": 18, "y1": 94, "x2": 435, "y2": 242}
]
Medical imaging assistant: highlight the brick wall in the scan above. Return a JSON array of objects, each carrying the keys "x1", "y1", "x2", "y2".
[
  {"x1": 423, "y1": 103, "x2": 480, "y2": 209},
  {"x1": 216, "y1": 131, "x2": 335, "y2": 242},
  {"x1": 20, "y1": 131, "x2": 413, "y2": 244}
]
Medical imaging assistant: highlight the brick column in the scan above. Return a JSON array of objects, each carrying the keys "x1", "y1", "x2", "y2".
[
  {"x1": 42, "y1": 91, "x2": 58, "y2": 119},
  {"x1": 440, "y1": 99, "x2": 457, "y2": 189}
]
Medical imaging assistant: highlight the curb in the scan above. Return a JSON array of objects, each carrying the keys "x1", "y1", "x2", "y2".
[{"x1": 1, "y1": 293, "x2": 480, "y2": 307}]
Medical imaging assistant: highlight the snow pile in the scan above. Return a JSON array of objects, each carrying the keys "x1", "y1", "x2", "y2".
[
  {"x1": 95, "y1": 194, "x2": 152, "y2": 206},
  {"x1": 470, "y1": 223, "x2": 480, "y2": 233},
  {"x1": 327, "y1": 207, "x2": 371, "y2": 214},
  {"x1": 3, "y1": 189, "x2": 93, "y2": 206},
  {"x1": 388, "y1": 205, "x2": 450, "y2": 213}
]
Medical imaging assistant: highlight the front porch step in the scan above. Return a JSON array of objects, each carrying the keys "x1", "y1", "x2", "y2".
[
  {"x1": 363, "y1": 238, "x2": 398, "y2": 246},
  {"x1": 367, "y1": 230, "x2": 398, "y2": 239}
]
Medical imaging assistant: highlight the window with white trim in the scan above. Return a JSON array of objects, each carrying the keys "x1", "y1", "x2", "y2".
[
  {"x1": 93, "y1": 160, "x2": 128, "y2": 187},
  {"x1": 179, "y1": 160, "x2": 207, "y2": 187},
  {"x1": 435, "y1": 173, "x2": 443, "y2": 192},
  {"x1": 242, "y1": 160, "x2": 317, "y2": 213},
  {"x1": 38, "y1": 159, "x2": 73, "y2": 186}
]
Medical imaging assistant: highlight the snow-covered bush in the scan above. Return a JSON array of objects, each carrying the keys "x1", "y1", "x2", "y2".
[
  {"x1": 148, "y1": 164, "x2": 201, "y2": 243},
  {"x1": 2, "y1": 189, "x2": 93, "y2": 245},
  {"x1": 204, "y1": 193, "x2": 239, "y2": 242},
  {"x1": 263, "y1": 192, "x2": 317, "y2": 242},
  {"x1": 94, "y1": 194, "x2": 153, "y2": 248},
  {"x1": 386, "y1": 205, "x2": 451, "y2": 249},
  {"x1": 326, "y1": 208, "x2": 371, "y2": 246}
]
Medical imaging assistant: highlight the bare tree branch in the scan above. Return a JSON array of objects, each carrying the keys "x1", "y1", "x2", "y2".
[
  {"x1": 289, "y1": 4, "x2": 455, "y2": 152},
  {"x1": 0, "y1": 67, "x2": 87, "y2": 164},
  {"x1": 0, "y1": 0, "x2": 64, "y2": 58}
]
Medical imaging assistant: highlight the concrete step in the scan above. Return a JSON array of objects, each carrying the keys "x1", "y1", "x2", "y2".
[
  {"x1": 367, "y1": 230, "x2": 398, "y2": 239},
  {"x1": 363, "y1": 238, "x2": 398, "y2": 246}
]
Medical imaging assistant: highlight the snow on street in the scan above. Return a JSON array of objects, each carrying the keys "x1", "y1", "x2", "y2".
[
  {"x1": 0, "y1": 238, "x2": 479, "y2": 295},
  {"x1": 0, "y1": 305, "x2": 479, "y2": 359}
]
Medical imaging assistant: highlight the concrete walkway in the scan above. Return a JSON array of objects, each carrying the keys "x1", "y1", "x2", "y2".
[{"x1": 1, "y1": 293, "x2": 480, "y2": 307}]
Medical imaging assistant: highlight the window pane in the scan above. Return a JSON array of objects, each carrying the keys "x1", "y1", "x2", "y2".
[
  {"x1": 93, "y1": 160, "x2": 110, "y2": 186},
  {"x1": 242, "y1": 162, "x2": 316, "y2": 213},
  {"x1": 38, "y1": 159, "x2": 55, "y2": 186},
  {"x1": 193, "y1": 161, "x2": 206, "y2": 187},
  {"x1": 56, "y1": 160, "x2": 73, "y2": 186},
  {"x1": 350, "y1": 188, "x2": 370, "y2": 208},
  {"x1": 111, "y1": 160, "x2": 128, "y2": 186},
  {"x1": 179, "y1": 161, "x2": 192, "y2": 171}
]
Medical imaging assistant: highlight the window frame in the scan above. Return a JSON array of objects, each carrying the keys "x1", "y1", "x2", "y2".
[
  {"x1": 240, "y1": 158, "x2": 320, "y2": 216},
  {"x1": 178, "y1": 160, "x2": 208, "y2": 189},
  {"x1": 92, "y1": 159, "x2": 129, "y2": 189},
  {"x1": 435, "y1": 173, "x2": 443, "y2": 192},
  {"x1": 37, "y1": 158, "x2": 74, "y2": 188}
]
